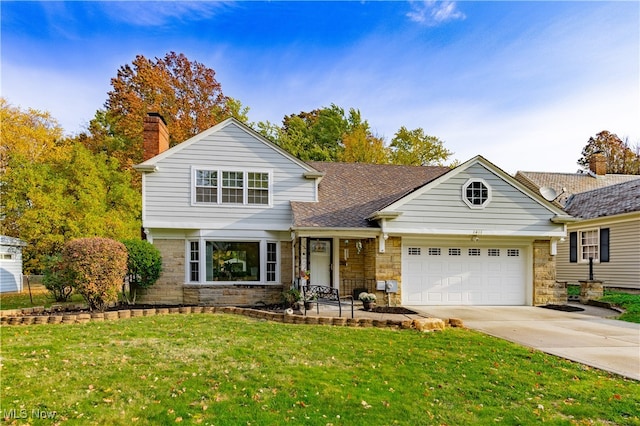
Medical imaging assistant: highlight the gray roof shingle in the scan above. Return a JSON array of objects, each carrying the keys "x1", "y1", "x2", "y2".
[
  {"x1": 564, "y1": 179, "x2": 640, "y2": 219},
  {"x1": 514, "y1": 171, "x2": 640, "y2": 207},
  {"x1": 291, "y1": 162, "x2": 450, "y2": 228}
]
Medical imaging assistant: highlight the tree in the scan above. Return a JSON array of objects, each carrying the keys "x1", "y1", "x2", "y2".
[
  {"x1": 578, "y1": 130, "x2": 640, "y2": 174},
  {"x1": 389, "y1": 126, "x2": 453, "y2": 166},
  {"x1": 89, "y1": 52, "x2": 231, "y2": 167},
  {"x1": 121, "y1": 239, "x2": 163, "y2": 304},
  {"x1": 62, "y1": 237, "x2": 128, "y2": 311},
  {"x1": 340, "y1": 126, "x2": 388, "y2": 164},
  {"x1": 42, "y1": 254, "x2": 73, "y2": 302},
  {"x1": 0, "y1": 97, "x2": 65, "y2": 170},
  {"x1": 1, "y1": 144, "x2": 141, "y2": 273}
]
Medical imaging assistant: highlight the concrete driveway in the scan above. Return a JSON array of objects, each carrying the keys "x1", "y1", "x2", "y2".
[{"x1": 408, "y1": 305, "x2": 640, "y2": 381}]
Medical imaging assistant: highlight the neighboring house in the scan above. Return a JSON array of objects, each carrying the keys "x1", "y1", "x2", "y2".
[
  {"x1": 515, "y1": 157, "x2": 640, "y2": 290},
  {"x1": 135, "y1": 115, "x2": 572, "y2": 307},
  {"x1": 0, "y1": 236, "x2": 27, "y2": 293}
]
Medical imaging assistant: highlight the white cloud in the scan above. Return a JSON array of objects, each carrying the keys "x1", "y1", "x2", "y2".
[
  {"x1": 99, "y1": 1, "x2": 231, "y2": 27},
  {"x1": 406, "y1": 1, "x2": 466, "y2": 26}
]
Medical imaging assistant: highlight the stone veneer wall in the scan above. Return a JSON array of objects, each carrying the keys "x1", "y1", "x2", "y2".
[
  {"x1": 532, "y1": 239, "x2": 566, "y2": 305},
  {"x1": 138, "y1": 239, "x2": 185, "y2": 305},
  {"x1": 183, "y1": 285, "x2": 284, "y2": 306},
  {"x1": 371, "y1": 237, "x2": 402, "y2": 305}
]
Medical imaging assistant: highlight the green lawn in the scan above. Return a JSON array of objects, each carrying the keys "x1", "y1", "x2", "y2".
[
  {"x1": 600, "y1": 291, "x2": 640, "y2": 323},
  {"x1": 1, "y1": 314, "x2": 638, "y2": 425},
  {"x1": 0, "y1": 289, "x2": 84, "y2": 311}
]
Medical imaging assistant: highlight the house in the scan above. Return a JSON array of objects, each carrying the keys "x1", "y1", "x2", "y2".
[
  {"x1": 135, "y1": 114, "x2": 572, "y2": 307},
  {"x1": 516, "y1": 158, "x2": 640, "y2": 290},
  {"x1": 0, "y1": 236, "x2": 27, "y2": 293}
]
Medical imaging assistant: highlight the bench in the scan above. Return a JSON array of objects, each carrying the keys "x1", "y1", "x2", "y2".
[{"x1": 302, "y1": 285, "x2": 354, "y2": 318}]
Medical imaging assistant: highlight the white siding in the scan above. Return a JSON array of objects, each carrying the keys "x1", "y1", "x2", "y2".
[
  {"x1": 557, "y1": 216, "x2": 640, "y2": 290},
  {"x1": 143, "y1": 123, "x2": 316, "y2": 231},
  {"x1": 387, "y1": 163, "x2": 564, "y2": 237},
  {"x1": 0, "y1": 247, "x2": 23, "y2": 293}
]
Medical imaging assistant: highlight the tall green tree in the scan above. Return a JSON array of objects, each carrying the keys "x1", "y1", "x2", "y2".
[
  {"x1": 389, "y1": 126, "x2": 453, "y2": 166},
  {"x1": 1, "y1": 143, "x2": 140, "y2": 273},
  {"x1": 578, "y1": 130, "x2": 640, "y2": 174}
]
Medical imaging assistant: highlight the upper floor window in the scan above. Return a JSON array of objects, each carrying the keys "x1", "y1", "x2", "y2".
[
  {"x1": 462, "y1": 178, "x2": 491, "y2": 209},
  {"x1": 193, "y1": 168, "x2": 271, "y2": 206}
]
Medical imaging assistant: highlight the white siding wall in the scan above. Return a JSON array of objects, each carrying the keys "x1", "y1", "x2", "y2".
[
  {"x1": 143, "y1": 123, "x2": 316, "y2": 231},
  {"x1": 387, "y1": 163, "x2": 564, "y2": 236},
  {"x1": 557, "y1": 216, "x2": 640, "y2": 289},
  {"x1": 0, "y1": 247, "x2": 23, "y2": 293}
]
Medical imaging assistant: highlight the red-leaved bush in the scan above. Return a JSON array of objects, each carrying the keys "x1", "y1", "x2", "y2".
[{"x1": 61, "y1": 237, "x2": 128, "y2": 311}]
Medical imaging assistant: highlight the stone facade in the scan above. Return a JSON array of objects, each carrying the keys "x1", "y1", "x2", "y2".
[
  {"x1": 532, "y1": 239, "x2": 566, "y2": 305},
  {"x1": 139, "y1": 239, "x2": 293, "y2": 306},
  {"x1": 579, "y1": 280, "x2": 604, "y2": 303},
  {"x1": 138, "y1": 239, "x2": 185, "y2": 305},
  {"x1": 371, "y1": 237, "x2": 402, "y2": 305}
]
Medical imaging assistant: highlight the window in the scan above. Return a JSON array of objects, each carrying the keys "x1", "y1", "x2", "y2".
[
  {"x1": 189, "y1": 240, "x2": 279, "y2": 283},
  {"x1": 428, "y1": 248, "x2": 441, "y2": 256},
  {"x1": 248, "y1": 172, "x2": 269, "y2": 205},
  {"x1": 462, "y1": 178, "x2": 491, "y2": 209},
  {"x1": 195, "y1": 170, "x2": 217, "y2": 203},
  {"x1": 194, "y1": 169, "x2": 271, "y2": 206},
  {"x1": 222, "y1": 171, "x2": 244, "y2": 204},
  {"x1": 468, "y1": 248, "x2": 481, "y2": 256},
  {"x1": 507, "y1": 249, "x2": 520, "y2": 257},
  {"x1": 448, "y1": 248, "x2": 461, "y2": 256},
  {"x1": 569, "y1": 228, "x2": 609, "y2": 263},
  {"x1": 266, "y1": 242, "x2": 277, "y2": 282},
  {"x1": 408, "y1": 247, "x2": 421, "y2": 256},
  {"x1": 189, "y1": 242, "x2": 200, "y2": 282},
  {"x1": 488, "y1": 249, "x2": 500, "y2": 257}
]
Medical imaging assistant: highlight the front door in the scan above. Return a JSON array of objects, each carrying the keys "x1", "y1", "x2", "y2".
[{"x1": 308, "y1": 239, "x2": 332, "y2": 287}]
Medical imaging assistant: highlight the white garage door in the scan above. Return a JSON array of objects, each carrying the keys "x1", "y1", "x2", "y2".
[{"x1": 402, "y1": 245, "x2": 526, "y2": 305}]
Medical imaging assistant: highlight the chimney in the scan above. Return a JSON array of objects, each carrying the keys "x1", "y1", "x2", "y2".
[
  {"x1": 589, "y1": 152, "x2": 607, "y2": 176},
  {"x1": 143, "y1": 113, "x2": 169, "y2": 161}
]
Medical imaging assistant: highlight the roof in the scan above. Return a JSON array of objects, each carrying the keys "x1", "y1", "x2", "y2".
[
  {"x1": 291, "y1": 162, "x2": 450, "y2": 228},
  {"x1": 514, "y1": 171, "x2": 640, "y2": 207},
  {"x1": 564, "y1": 179, "x2": 640, "y2": 219},
  {"x1": 0, "y1": 236, "x2": 27, "y2": 247}
]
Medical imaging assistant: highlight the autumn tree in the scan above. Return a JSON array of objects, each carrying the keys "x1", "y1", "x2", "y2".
[
  {"x1": 578, "y1": 130, "x2": 640, "y2": 174},
  {"x1": 389, "y1": 126, "x2": 453, "y2": 166},
  {"x1": 0, "y1": 97, "x2": 65, "y2": 170},
  {"x1": 83, "y1": 52, "x2": 238, "y2": 168},
  {"x1": 340, "y1": 125, "x2": 388, "y2": 164},
  {"x1": 1, "y1": 142, "x2": 140, "y2": 273}
]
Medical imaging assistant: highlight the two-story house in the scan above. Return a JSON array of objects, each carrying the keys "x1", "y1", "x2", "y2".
[{"x1": 135, "y1": 114, "x2": 572, "y2": 307}]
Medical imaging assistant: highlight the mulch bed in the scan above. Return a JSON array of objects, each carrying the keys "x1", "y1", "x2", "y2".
[
  {"x1": 540, "y1": 304, "x2": 585, "y2": 312},
  {"x1": 371, "y1": 306, "x2": 418, "y2": 315}
]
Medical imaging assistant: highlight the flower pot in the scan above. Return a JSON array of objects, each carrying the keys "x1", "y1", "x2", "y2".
[{"x1": 363, "y1": 301, "x2": 376, "y2": 311}]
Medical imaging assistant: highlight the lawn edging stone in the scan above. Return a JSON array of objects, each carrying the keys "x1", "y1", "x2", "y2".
[{"x1": 0, "y1": 304, "x2": 454, "y2": 331}]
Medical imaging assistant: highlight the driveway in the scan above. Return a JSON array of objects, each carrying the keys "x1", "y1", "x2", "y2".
[{"x1": 408, "y1": 305, "x2": 640, "y2": 381}]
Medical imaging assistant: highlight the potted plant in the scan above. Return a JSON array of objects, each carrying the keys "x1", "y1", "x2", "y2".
[
  {"x1": 304, "y1": 293, "x2": 317, "y2": 310},
  {"x1": 282, "y1": 288, "x2": 301, "y2": 309},
  {"x1": 359, "y1": 292, "x2": 377, "y2": 311}
]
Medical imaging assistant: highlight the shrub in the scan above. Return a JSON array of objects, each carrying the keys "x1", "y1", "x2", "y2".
[
  {"x1": 62, "y1": 237, "x2": 128, "y2": 311},
  {"x1": 121, "y1": 239, "x2": 162, "y2": 304},
  {"x1": 42, "y1": 254, "x2": 73, "y2": 302},
  {"x1": 282, "y1": 287, "x2": 301, "y2": 308}
]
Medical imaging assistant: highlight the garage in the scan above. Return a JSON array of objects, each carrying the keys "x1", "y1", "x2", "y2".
[{"x1": 402, "y1": 244, "x2": 527, "y2": 305}]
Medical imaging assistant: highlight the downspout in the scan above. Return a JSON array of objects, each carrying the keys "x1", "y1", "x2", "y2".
[{"x1": 378, "y1": 218, "x2": 387, "y2": 253}]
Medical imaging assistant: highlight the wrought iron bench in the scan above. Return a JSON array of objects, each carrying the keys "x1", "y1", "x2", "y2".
[{"x1": 302, "y1": 285, "x2": 354, "y2": 318}]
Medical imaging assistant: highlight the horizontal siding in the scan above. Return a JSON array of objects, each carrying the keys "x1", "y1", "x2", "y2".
[
  {"x1": 144, "y1": 123, "x2": 315, "y2": 230},
  {"x1": 557, "y1": 218, "x2": 640, "y2": 289},
  {"x1": 389, "y1": 163, "x2": 563, "y2": 235}
]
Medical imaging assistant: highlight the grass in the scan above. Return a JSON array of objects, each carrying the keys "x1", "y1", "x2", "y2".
[
  {"x1": 600, "y1": 291, "x2": 640, "y2": 323},
  {"x1": 1, "y1": 314, "x2": 638, "y2": 425},
  {"x1": 0, "y1": 288, "x2": 84, "y2": 311}
]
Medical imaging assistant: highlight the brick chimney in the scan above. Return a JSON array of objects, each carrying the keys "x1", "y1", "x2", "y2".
[
  {"x1": 589, "y1": 152, "x2": 607, "y2": 176},
  {"x1": 143, "y1": 113, "x2": 169, "y2": 161}
]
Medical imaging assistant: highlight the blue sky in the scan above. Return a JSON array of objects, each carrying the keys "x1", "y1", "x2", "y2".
[{"x1": 2, "y1": 1, "x2": 638, "y2": 173}]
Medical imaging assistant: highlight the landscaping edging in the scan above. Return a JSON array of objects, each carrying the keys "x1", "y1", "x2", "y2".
[{"x1": 0, "y1": 305, "x2": 456, "y2": 331}]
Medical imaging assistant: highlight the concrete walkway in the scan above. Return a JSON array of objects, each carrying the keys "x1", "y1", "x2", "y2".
[{"x1": 409, "y1": 305, "x2": 640, "y2": 381}]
